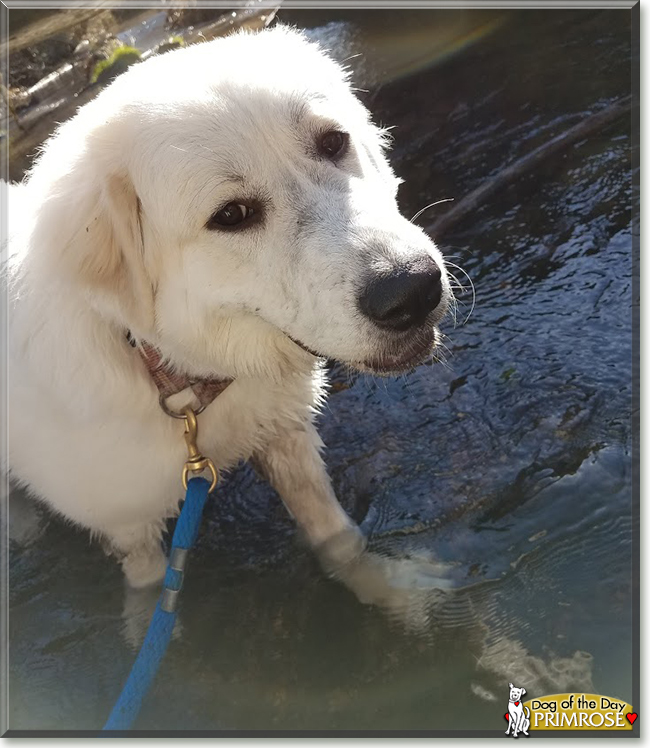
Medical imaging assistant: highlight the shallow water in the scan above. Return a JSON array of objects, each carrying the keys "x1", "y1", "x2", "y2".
[{"x1": 7, "y1": 7, "x2": 635, "y2": 733}]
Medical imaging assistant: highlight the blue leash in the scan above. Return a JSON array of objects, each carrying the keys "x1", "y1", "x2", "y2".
[{"x1": 103, "y1": 476, "x2": 210, "y2": 731}]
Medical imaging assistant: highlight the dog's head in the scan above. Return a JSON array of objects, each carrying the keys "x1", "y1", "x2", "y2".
[
  {"x1": 508, "y1": 684, "x2": 527, "y2": 702},
  {"x1": 32, "y1": 25, "x2": 451, "y2": 380}
]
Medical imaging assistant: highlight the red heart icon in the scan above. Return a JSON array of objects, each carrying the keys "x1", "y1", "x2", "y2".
[
  {"x1": 627, "y1": 713, "x2": 638, "y2": 725},
  {"x1": 505, "y1": 714, "x2": 509, "y2": 721},
  {"x1": 515, "y1": 701, "x2": 520, "y2": 706}
]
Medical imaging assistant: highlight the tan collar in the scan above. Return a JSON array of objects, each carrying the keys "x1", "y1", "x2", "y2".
[{"x1": 128, "y1": 333, "x2": 233, "y2": 416}]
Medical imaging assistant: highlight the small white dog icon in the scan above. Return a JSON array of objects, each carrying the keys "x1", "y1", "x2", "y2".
[{"x1": 505, "y1": 683, "x2": 530, "y2": 737}]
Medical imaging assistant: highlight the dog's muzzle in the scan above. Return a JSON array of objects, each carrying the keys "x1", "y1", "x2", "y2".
[
  {"x1": 357, "y1": 255, "x2": 443, "y2": 332},
  {"x1": 283, "y1": 254, "x2": 446, "y2": 375}
]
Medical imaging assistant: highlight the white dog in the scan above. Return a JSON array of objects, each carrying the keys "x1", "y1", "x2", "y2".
[
  {"x1": 506, "y1": 683, "x2": 530, "y2": 737},
  {"x1": 5, "y1": 26, "x2": 450, "y2": 593}
]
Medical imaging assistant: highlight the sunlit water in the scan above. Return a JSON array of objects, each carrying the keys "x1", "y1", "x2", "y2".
[{"x1": 8, "y1": 7, "x2": 634, "y2": 732}]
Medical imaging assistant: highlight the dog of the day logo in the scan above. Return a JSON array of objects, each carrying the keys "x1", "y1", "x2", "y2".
[
  {"x1": 504, "y1": 683, "x2": 530, "y2": 737},
  {"x1": 504, "y1": 687, "x2": 636, "y2": 734}
]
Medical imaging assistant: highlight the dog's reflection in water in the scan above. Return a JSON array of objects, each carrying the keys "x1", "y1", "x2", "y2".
[{"x1": 119, "y1": 542, "x2": 593, "y2": 712}]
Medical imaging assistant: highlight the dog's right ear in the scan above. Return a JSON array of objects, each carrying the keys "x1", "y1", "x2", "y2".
[
  {"x1": 33, "y1": 157, "x2": 156, "y2": 335},
  {"x1": 75, "y1": 171, "x2": 155, "y2": 333},
  {"x1": 509, "y1": 683, "x2": 514, "y2": 689}
]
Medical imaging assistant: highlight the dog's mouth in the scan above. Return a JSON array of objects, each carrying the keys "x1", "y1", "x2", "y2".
[
  {"x1": 355, "y1": 327, "x2": 439, "y2": 375},
  {"x1": 287, "y1": 326, "x2": 439, "y2": 376}
]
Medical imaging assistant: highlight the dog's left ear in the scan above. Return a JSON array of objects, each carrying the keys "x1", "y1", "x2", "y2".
[{"x1": 521, "y1": 688, "x2": 526, "y2": 695}]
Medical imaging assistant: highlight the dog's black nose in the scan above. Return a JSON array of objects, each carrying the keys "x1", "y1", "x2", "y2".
[{"x1": 358, "y1": 256, "x2": 443, "y2": 332}]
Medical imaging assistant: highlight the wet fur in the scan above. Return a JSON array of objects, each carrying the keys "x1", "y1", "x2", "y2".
[{"x1": 5, "y1": 26, "x2": 449, "y2": 588}]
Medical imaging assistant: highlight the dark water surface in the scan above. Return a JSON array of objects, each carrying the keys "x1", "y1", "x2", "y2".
[{"x1": 8, "y1": 8, "x2": 635, "y2": 732}]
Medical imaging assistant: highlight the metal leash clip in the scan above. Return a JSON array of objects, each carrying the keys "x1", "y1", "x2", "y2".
[{"x1": 180, "y1": 406, "x2": 218, "y2": 492}]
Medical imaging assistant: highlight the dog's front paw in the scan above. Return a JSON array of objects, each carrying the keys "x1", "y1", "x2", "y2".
[
  {"x1": 121, "y1": 582, "x2": 184, "y2": 649},
  {"x1": 327, "y1": 550, "x2": 463, "y2": 632},
  {"x1": 330, "y1": 551, "x2": 418, "y2": 614},
  {"x1": 315, "y1": 525, "x2": 367, "y2": 574},
  {"x1": 121, "y1": 546, "x2": 167, "y2": 588}
]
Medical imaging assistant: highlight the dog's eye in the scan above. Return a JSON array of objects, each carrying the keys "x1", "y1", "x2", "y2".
[
  {"x1": 207, "y1": 202, "x2": 254, "y2": 229},
  {"x1": 318, "y1": 130, "x2": 349, "y2": 159}
]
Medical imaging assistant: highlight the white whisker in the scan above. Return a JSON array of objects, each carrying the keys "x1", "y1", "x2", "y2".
[
  {"x1": 411, "y1": 198, "x2": 455, "y2": 223},
  {"x1": 444, "y1": 260, "x2": 476, "y2": 324}
]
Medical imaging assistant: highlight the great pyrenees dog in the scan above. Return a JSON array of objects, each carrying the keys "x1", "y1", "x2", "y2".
[{"x1": 5, "y1": 26, "x2": 450, "y2": 596}]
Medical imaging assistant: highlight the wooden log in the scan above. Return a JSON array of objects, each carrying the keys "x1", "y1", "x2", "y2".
[{"x1": 429, "y1": 96, "x2": 632, "y2": 238}]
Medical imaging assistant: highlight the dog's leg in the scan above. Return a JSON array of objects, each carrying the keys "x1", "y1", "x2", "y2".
[
  {"x1": 254, "y1": 424, "x2": 451, "y2": 628},
  {"x1": 252, "y1": 422, "x2": 365, "y2": 569},
  {"x1": 253, "y1": 423, "x2": 426, "y2": 627},
  {"x1": 103, "y1": 523, "x2": 167, "y2": 588},
  {"x1": 519, "y1": 712, "x2": 527, "y2": 736}
]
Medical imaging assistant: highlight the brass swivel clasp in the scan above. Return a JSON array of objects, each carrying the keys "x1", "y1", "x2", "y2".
[{"x1": 181, "y1": 406, "x2": 218, "y2": 492}]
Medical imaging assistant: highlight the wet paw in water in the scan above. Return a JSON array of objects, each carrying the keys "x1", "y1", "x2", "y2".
[
  {"x1": 329, "y1": 549, "x2": 465, "y2": 632},
  {"x1": 121, "y1": 582, "x2": 183, "y2": 650}
]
